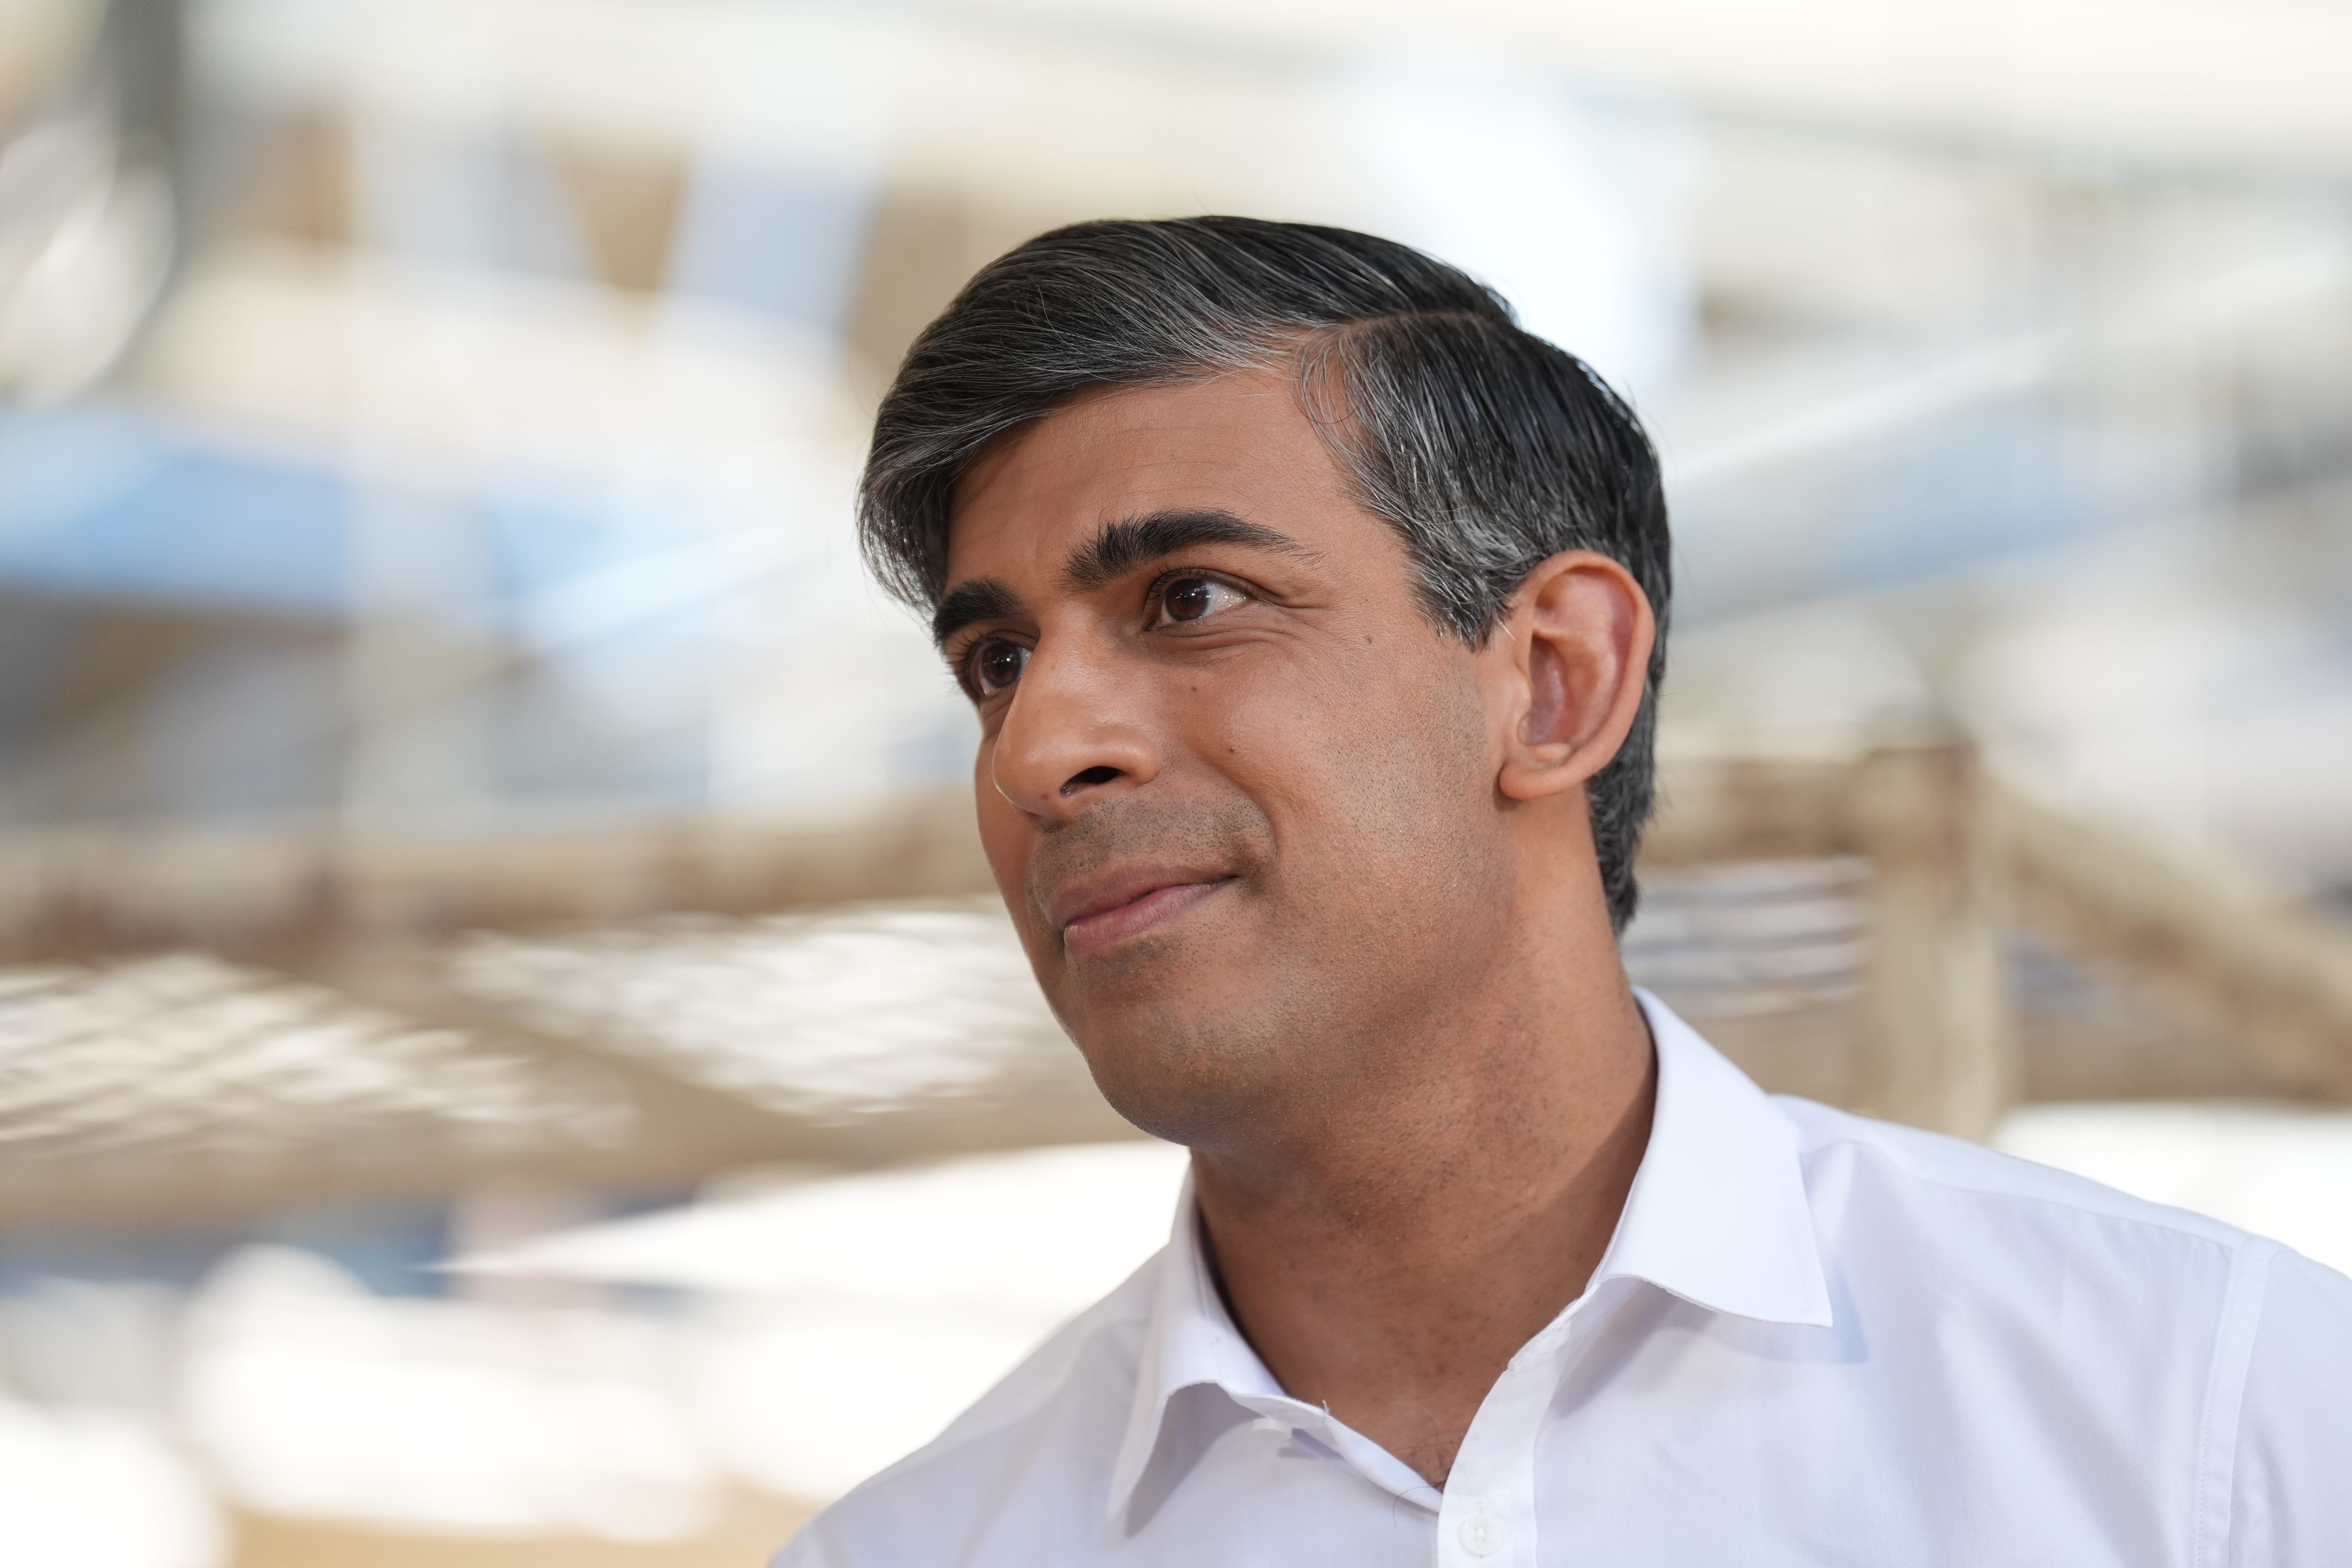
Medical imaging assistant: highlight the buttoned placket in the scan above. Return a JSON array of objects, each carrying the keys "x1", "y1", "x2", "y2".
[{"x1": 1431, "y1": 1294, "x2": 1590, "y2": 1568}]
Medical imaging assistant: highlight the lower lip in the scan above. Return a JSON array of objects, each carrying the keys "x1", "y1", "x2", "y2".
[{"x1": 1061, "y1": 879, "x2": 1232, "y2": 957}]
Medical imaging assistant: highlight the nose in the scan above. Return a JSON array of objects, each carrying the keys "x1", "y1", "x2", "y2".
[{"x1": 986, "y1": 639, "x2": 1160, "y2": 821}]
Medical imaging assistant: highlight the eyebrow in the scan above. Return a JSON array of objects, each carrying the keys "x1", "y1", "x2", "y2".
[
  {"x1": 930, "y1": 508, "x2": 1318, "y2": 650},
  {"x1": 931, "y1": 577, "x2": 1025, "y2": 648},
  {"x1": 1062, "y1": 508, "x2": 1318, "y2": 592}
]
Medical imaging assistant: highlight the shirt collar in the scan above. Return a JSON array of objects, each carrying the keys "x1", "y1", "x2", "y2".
[
  {"x1": 1105, "y1": 989, "x2": 1832, "y2": 1525},
  {"x1": 1104, "y1": 1176, "x2": 1281, "y2": 1524},
  {"x1": 1595, "y1": 989, "x2": 1835, "y2": 1327}
]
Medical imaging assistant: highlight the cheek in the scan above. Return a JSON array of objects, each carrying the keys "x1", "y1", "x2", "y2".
[{"x1": 1209, "y1": 647, "x2": 1497, "y2": 884}]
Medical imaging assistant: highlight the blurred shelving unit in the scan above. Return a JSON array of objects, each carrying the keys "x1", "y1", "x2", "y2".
[
  {"x1": 4, "y1": 736, "x2": 2347, "y2": 1235},
  {"x1": 0, "y1": 788, "x2": 1137, "y2": 1227},
  {"x1": 1639, "y1": 738, "x2": 2352, "y2": 1137}
]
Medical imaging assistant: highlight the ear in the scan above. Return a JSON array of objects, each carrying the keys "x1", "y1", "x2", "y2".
[{"x1": 1485, "y1": 550, "x2": 1656, "y2": 803}]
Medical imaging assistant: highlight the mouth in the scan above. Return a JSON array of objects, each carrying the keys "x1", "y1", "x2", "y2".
[{"x1": 1052, "y1": 869, "x2": 1236, "y2": 957}]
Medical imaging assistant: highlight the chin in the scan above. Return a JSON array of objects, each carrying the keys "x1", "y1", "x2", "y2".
[
  {"x1": 1056, "y1": 972, "x2": 1330, "y2": 1152},
  {"x1": 1083, "y1": 1050, "x2": 1267, "y2": 1150},
  {"x1": 1036, "y1": 894, "x2": 1386, "y2": 1147}
]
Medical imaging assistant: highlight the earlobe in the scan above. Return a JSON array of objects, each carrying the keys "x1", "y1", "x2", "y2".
[{"x1": 1493, "y1": 551, "x2": 1654, "y2": 804}]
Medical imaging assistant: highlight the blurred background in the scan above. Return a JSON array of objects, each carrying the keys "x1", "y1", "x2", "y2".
[{"x1": 2, "y1": 0, "x2": 2350, "y2": 1562}]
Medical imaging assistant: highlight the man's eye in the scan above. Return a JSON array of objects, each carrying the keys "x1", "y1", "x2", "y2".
[
  {"x1": 1155, "y1": 575, "x2": 1249, "y2": 626},
  {"x1": 968, "y1": 639, "x2": 1029, "y2": 695}
]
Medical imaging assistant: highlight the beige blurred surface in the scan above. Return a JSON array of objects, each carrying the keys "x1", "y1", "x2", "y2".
[{"x1": 228, "y1": 1496, "x2": 812, "y2": 1568}]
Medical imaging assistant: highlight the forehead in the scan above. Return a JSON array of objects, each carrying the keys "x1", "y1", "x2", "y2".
[{"x1": 945, "y1": 367, "x2": 1360, "y2": 582}]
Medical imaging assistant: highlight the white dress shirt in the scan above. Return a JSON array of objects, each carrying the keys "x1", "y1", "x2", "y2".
[{"x1": 775, "y1": 992, "x2": 2352, "y2": 1566}]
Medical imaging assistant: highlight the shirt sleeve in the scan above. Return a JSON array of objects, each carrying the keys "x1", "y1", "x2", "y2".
[{"x1": 2228, "y1": 1245, "x2": 2352, "y2": 1566}]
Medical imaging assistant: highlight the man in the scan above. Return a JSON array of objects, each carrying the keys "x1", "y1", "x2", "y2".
[{"x1": 779, "y1": 218, "x2": 2350, "y2": 1565}]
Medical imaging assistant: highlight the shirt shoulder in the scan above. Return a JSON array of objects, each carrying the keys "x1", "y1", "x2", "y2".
[
  {"x1": 771, "y1": 1250, "x2": 1164, "y2": 1568},
  {"x1": 1766, "y1": 1095, "x2": 2342, "y2": 1562},
  {"x1": 1769, "y1": 1091, "x2": 2281, "y2": 1410}
]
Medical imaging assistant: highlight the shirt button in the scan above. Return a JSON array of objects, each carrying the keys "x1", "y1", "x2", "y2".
[{"x1": 1458, "y1": 1513, "x2": 1503, "y2": 1557}]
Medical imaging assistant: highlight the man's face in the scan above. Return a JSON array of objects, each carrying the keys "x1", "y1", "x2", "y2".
[{"x1": 940, "y1": 367, "x2": 1517, "y2": 1148}]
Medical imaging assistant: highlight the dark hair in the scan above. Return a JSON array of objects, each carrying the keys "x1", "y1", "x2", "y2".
[{"x1": 859, "y1": 216, "x2": 1671, "y2": 932}]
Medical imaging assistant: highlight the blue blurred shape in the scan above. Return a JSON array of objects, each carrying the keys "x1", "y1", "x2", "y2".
[
  {"x1": 0, "y1": 406, "x2": 348, "y2": 619},
  {"x1": 0, "y1": 406, "x2": 727, "y2": 632},
  {"x1": 663, "y1": 162, "x2": 875, "y2": 335}
]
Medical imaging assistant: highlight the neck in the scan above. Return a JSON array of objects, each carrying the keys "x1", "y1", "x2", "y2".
[{"x1": 1187, "y1": 886, "x2": 1655, "y2": 1488}]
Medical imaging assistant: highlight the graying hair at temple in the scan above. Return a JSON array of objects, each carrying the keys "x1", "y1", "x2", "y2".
[{"x1": 855, "y1": 215, "x2": 1674, "y2": 931}]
